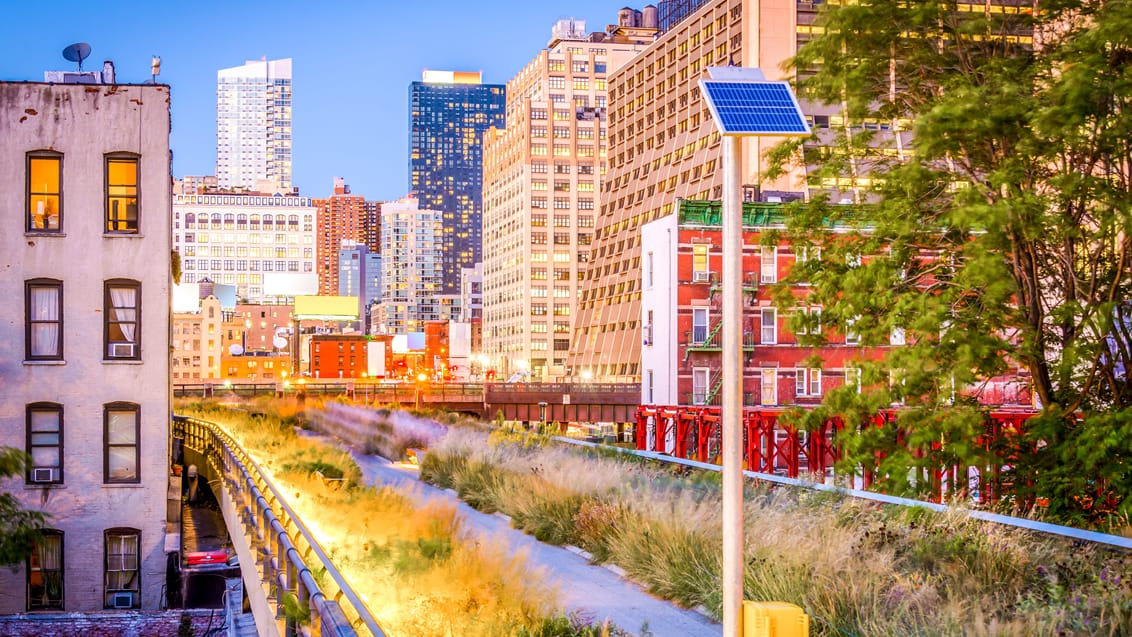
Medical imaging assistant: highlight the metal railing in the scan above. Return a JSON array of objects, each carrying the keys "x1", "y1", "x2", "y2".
[{"x1": 173, "y1": 415, "x2": 387, "y2": 637}]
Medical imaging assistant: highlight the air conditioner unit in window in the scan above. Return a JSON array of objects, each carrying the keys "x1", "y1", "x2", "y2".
[
  {"x1": 692, "y1": 270, "x2": 712, "y2": 283},
  {"x1": 31, "y1": 467, "x2": 56, "y2": 483},
  {"x1": 110, "y1": 342, "x2": 136, "y2": 358},
  {"x1": 111, "y1": 592, "x2": 134, "y2": 609}
]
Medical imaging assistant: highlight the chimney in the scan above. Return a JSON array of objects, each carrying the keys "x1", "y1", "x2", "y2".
[{"x1": 102, "y1": 60, "x2": 115, "y2": 84}]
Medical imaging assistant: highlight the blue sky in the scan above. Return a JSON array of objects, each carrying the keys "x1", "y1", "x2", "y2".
[{"x1": 1, "y1": 0, "x2": 628, "y2": 200}]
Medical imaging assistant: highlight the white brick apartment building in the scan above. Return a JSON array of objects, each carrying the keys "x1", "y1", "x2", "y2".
[{"x1": 0, "y1": 80, "x2": 172, "y2": 612}]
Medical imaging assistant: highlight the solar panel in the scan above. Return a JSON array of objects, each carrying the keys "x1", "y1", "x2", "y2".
[{"x1": 700, "y1": 80, "x2": 811, "y2": 136}]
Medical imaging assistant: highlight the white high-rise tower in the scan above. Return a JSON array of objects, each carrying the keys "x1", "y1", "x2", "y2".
[{"x1": 216, "y1": 58, "x2": 293, "y2": 191}]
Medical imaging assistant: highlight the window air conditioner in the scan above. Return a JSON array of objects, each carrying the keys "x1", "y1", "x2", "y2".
[
  {"x1": 692, "y1": 270, "x2": 711, "y2": 282},
  {"x1": 31, "y1": 467, "x2": 56, "y2": 483},
  {"x1": 111, "y1": 592, "x2": 134, "y2": 609},
  {"x1": 111, "y1": 342, "x2": 136, "y2": 358}
]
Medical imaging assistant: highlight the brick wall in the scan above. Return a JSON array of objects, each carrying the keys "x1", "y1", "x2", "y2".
[{"x1": 0, "y1": 609, "x2": 220, "y2": 637}]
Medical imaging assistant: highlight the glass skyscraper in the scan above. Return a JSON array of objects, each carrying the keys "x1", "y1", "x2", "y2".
[
  {"x1": 408, "y1": 71, "x2": 505, "y2": 293},
  {"x1": 217, "y1": 58, "x2": 292, "y2": 191}
]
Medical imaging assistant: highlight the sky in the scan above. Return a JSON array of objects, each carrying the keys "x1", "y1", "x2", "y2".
[{"x1": 1, "y1": 0, "x2": 630, "y2": 200}]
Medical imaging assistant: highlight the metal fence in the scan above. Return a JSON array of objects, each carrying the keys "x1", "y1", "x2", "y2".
[{"x1": 173, "y1": 415, "x2": 387, "y2": 637}]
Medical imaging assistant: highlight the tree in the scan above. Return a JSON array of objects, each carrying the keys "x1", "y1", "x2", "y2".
[
  {"x1": 0, "y1": 447, "x2": 46, "y2": 566},
  {"x1": 768, "y1": 0, "x2": 1132, "y2": 524}
]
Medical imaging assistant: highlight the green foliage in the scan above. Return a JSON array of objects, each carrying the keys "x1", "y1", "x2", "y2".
[
  {"x1": 280, "y1": 591, "x2": 311, "y2": 625},
  {"x1": 0, "y1": 447, "x2": 46, "y2": 567},
  {"x1": 768, "y1": 0, "x2": 1132, "y2": 521}
]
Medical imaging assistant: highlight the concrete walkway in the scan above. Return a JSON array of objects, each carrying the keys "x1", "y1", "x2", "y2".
[{"x1": 346, "y1": 449, "x2": 721, "y2": 637}]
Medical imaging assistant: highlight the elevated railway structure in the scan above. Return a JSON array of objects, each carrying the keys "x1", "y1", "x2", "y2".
[
  {"x1": 175, "y1": 381, "x2": 640, "y2": 424},
  {"x1": 172, "y1": 415, "x2": 387, "y2": 637}
]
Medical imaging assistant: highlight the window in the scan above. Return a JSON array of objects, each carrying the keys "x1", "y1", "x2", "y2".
[
  {"x1": 797, "y1": 306, "x2": 821, "y2": 335},
  {"x1": 105, "y1": 280, "x2": 140, "y2": 360},
  {"x1": 28, "y1": 530, "x2": 63, "y2": 610},
  {"x1": 27, "y1": 152, "x2": 62, "y2": 232},
  {"x1": 646, "y1": 252, "x2": 654, "y2": 288},
  {"x1": 105, "y1": 155, "x2": 139, "y2": 233},
  {"x1": 26, "y1": 279, "x2": 63, "y2": 360},
  {"x1": 796, "y1": 368, "x2": 822, "y2": 397},
  {"x1": 760, "y1": 369, "x2": 778, "y2": 406},
  {"x1": 692, "y1": 367, "x2": 709, "y2": 405},
  {"x1": 692, "y1": 307, "x2": 708, "y2": 344},
  {"x1": 646, "y1": 369, "x2": 654, "y2": 404},
  {"x1": 104, "y1": 403, "x2": 139, "y2": 483},
  {"x1": 692, "y1": 244, "x2": 709, "y2": 281},
  {"x1": 761, "y1": 308, "x2": 777, "y2": 344},
  {"x1": 761, "y1": 246, "x2": 777, "y2": 283},
  {"x1": 845, "y1": 317, "x2": 860, "y2": 345},
  {"x1": 27, "y1": 403, "x2": 62, "y2": 484},
  {"x1": 890, "y1": 327, "x2": 906, "y2": 345},
  {"x1": 104, "y1": 529, "x2": 140, "y2": 608}
]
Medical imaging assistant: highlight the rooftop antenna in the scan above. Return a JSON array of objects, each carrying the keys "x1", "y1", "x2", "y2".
[{"x1": 62, "y1": 42, "x2": 91, "y2": 71}]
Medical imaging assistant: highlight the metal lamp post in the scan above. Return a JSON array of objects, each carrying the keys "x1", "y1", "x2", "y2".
[{"x1": 699, "y1": 67, "x2": 811, "y2": 637}]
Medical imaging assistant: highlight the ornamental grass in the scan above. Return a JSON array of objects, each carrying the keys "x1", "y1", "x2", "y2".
[
  {"x1": 418, "y1": 422, "x2": 1132, "y2": 637},
  {"x1": 175, "y1": 399, "x2": 608, "y2": 637}
]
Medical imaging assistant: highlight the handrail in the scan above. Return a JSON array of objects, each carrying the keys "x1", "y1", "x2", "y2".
[
  {"x1": 554, "y1": 436, "x2": 1132, "y2": 551},
  {"x1": 174, "y1": 415, "x2": 388, "y2": 637}
]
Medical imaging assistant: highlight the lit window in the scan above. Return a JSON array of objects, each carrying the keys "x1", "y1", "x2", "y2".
[
  {"x1": 28, "y1": 530, "x2": 63, "y2": 610},
  {"x1": 105, "y1": 155, "x2": 139, "y2": 233},
  {"x1": 27, "y1": 153, "x2": 62, "y2": 232}
]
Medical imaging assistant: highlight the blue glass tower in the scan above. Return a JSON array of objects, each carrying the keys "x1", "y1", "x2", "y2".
[{"x1": 408, "y1": 71, "x2": 505, "y2": 294}]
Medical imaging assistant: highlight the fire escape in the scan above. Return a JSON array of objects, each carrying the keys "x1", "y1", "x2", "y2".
[{"x1": 683, "y1": 272, "x2": 759, "y2": 405}]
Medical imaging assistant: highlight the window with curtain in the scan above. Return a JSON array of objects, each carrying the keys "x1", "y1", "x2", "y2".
[
  {"x1": 26, "y1": 403, "x2": 62, "y2": 484},
  {"x1": 104, "y1": 528, "x2": 139, "y2": 608},
  {"x1": 26, "y1": 279, "x2": 62, "y2": 360},
  {"x1": 105, "y1": 280, "x2": 140, "y2": 360},
  {"x1": 27, "y1": 152, "x2": 62, "y2": 232},
  {"x1": 28, "y1": 530, "x2": 63, "y2": 610},
  {"x1": 104, "y1": 403, "x2": 139, "y2": 483},
  {"x1": 105, "y1": 155, "x2": 139, "y2": 233}
]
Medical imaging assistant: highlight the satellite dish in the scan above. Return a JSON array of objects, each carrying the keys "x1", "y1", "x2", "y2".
[
  {"x1": 62, "y1": 43, "x2": 91, "y2": 71},
  {"x1": 229, "y1": 344, "x2": 244, "y2": 356},
  {"x1": 273, "y1": 336, "x2": 288, "y2": 349}
]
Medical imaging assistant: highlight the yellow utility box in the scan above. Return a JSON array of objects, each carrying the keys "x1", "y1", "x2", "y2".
[{"x1": 743, "y1": 600, "x2": 810, "y2": 637}]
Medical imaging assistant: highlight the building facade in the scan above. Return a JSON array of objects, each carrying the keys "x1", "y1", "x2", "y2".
[
  {"x1": 216, "y1": 58, "x2": 293, "y2": 191},
  {"x1": 338, "y1": 241, "x2": 382, "y2": 332},
  {"x1": 569, "y1": 0, "x2": 811, "y2": 382},
  {"x1": 409, "y1": 70, "x2": 505, "y2": 293},
  {"x1": 316, "y1": 178, "x2": 379, "y2": 296},
  {"x1": 173, "y1": 191, "x2": 317, "y2": 302},
  {"x1": 172, "y1": 295, "x2": 226, "y2": 382},
  {"x1": 0, "y1": 81, "x2": 172, "y2": 611},
  {"x1": 482, "y1": 16, "x2": 655, "y2": 381},
  {"x1": 641, "y1": 200, "x2": 872, "y2": 406},
  {"x1": 459, "y1": 263, "x2": 483, "y2": 323},
  {"x1": 373, "y1": 197, "x2": 444, "y2": 334}
]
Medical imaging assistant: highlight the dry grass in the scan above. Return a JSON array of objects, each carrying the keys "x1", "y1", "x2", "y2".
[{"x1": 176, "y1": 400, "x2": 571, "y2": 637}]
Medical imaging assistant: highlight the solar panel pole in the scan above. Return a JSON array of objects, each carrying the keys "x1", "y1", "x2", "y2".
[{"x1": 721, "y1": 133, "x2": 744, "y2": 637}]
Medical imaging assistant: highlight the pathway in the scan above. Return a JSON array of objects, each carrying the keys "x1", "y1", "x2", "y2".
[{"x1": 345, "y1": 448, "x2": 720, "y2": 637}]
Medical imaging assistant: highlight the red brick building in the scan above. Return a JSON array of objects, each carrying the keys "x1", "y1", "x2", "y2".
[
  {"x1": 315, "y1": 178, "x2": 379, "y2": 295},
  {"x1": 309, "y1": 334, "x2": 369, "y2": 379}
]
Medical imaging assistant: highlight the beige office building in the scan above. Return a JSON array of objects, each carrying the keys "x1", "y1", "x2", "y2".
[
  {"x1": 482, "y1": 14, "x2": 656, "y2": 380},
  {"x1": 568, "y1": 0, "x2": 816, "y2": 382}
]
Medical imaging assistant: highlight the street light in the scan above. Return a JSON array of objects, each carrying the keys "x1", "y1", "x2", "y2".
[
  {"x1": 699, "y1": 66, "x2": 810, "y2": 637},
  {"x1": 361, "y1": 372, "x2": 369, "y2": 404},
  {"x1": 538, "y1": 401, "x2": 548, "y2": 434}
]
